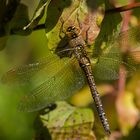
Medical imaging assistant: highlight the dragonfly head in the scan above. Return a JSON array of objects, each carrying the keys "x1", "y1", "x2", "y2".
[{"x1": 66, "y1": 26, "x2": 80, "y2": 39}]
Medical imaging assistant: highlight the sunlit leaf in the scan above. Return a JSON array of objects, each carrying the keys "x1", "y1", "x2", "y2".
[
  {"x1": 45, "y1": 0, "x2": 105, "y2": 51},
  {"x1": 127, "y1": 72, "x2": 140, "y2": 110},
  {"x1": 40, "y1": 101, "x2": 95, "y2": 140},
  {"x1": 116, "y1": 91, "x2": 139, "y2": 135},
  {"x1": 40, "y1": 102, "x2": 76, "y2": 127},
  {"x1": 70, "y1": 86, "x2": 93, "y2": 107}
]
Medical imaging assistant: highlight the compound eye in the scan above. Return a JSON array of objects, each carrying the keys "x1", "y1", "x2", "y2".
[
  {"x1": 72, "y1": 26, "x2": 75, "y2": 30},
  {"x1": 67, "y1": 26, "x2": 73, "y2": 32},
  {"x1": 72, "y1": 33, "x2": 77, "y2": 38},
  {"x1": 67, "y1": 26, "x2": 75, "y2": 32}
]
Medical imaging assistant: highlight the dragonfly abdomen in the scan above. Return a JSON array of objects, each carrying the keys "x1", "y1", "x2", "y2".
[
  {"x1": 78, "y1": 56, "x2": 111, "y2": 135},
  {"x1": 86, "y1": 70, "x2": 111, "y2": 134}
]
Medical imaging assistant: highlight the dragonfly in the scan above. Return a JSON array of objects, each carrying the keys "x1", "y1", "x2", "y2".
[{"x1": 2, "y1": 25, "x2": 140, "y2": 135}]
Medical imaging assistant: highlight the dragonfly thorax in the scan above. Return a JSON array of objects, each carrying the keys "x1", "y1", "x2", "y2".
[{"x1": 66, "y1": 26, "x2": 80, "y2": 39}]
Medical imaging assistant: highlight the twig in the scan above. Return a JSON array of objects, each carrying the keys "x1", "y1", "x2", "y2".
[
  {"x1": 106, "y1": 2, "x2": 140, "y2": 13},
  {"x1": 32, "y1": 2, "x2": 140, "y2": 31}
]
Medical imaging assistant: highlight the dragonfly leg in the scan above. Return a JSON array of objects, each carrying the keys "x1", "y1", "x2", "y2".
[
  {"x1": 76, "y1": 10, "x2": 90, "y2": 44},
  {"x1": 76, "y1": 10, "x2": 83, "y2": 29},
  {"x1": 85, "y1": 27, "x2": 90, "y2": 44}
]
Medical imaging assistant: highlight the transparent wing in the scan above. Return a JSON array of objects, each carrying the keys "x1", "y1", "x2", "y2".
[
  {"x1": 92, "y1": 26, "x2": 140, "y2": 80},
  {"x1": 94, "y1": 26, "x2": 140, "y2": 51},
  {"x1": 1, "y1": 54, "x2": 66, "y2": 84},
  {"x1": 93, "y1": 56, "x2": 136, "y2": 80},
  {"x1": 18, "y1": 58, "x2": 85, "y2": 112},
  {"x1": 115, "y1": 26, "x2": 140, "y2": 47},
  {"x1": 91, "y1": 45, "x2": 139, "y2": 80}
]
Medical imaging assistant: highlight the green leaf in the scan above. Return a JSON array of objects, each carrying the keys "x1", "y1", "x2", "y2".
[
  {"x1": 0, "y1": 2, "x2": 30, "y2": 50},
  {"x1": 23, "y1": 0, "x2": 52, "y2": 30},
  {"x1": 40, "y1": 102, "x2": 76, "y2": 127},
  {"x1": 116, "y1": 91, "x2": 139, "y2": 135},
  {"x1": 0, "y1": 0, "x2": 21, "y2": 50},
  {"x1": 0, "y1": 0, "x2": 21, "y2": 34},
  {"x1": 45, "y1": 0, "x2": 105, "y2": 51},
  {"x1": 40, "y1": 101, "x2": 95, "y2": 140},
  {"x1": 93, "y1": 0, "x2": 122, "y2": 53},
  {"x1": 9, "y1": 3, "x2": 31, "y2": 35}
]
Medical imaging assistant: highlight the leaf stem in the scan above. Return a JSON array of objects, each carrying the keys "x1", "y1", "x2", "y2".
[{"x1": 33, "y1": 24, "x2": 45, "y2": 31}]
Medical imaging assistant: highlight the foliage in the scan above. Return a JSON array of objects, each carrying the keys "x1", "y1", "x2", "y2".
[
  {"x1": 0, "y1": 0, "x2": 140, "y2": 140},
  {"x1": 35, "y1": 102, "x2": 95, "y2": 140}
]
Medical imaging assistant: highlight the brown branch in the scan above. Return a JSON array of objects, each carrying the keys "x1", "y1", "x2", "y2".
[
  {"x1": 32, "y1": 2, "x2": 140, "y2": 31},
  {"x1": 106, "y1": 2, "x2": 140, "y2": 13}
]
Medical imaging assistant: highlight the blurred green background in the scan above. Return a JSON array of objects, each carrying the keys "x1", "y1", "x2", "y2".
[{"x1": 0, "y1": 1, "x2": 48, "y2": 139}]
